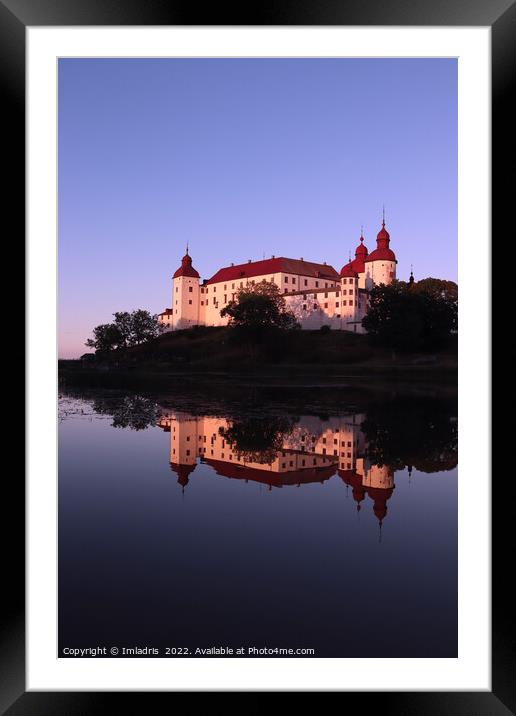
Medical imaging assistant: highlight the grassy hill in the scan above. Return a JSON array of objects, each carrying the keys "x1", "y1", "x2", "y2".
[{"x1": 60, "y1": 326, "x2": 457, "y2": 388}]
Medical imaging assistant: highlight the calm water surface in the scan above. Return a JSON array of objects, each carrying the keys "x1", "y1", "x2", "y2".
[{"x1": 58, "y1": 387, "x2": 457, "y2": 657}]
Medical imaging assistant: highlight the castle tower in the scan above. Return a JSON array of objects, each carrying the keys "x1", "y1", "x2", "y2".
[
  {"x1": 171, "y1": 248, "x2": 201, "y2": 330},
  {"x1": 364, "y1": 211, "x2": 397, "y2": 287},
  {"x1": 169, "y1": 414, "x2": 199, "y2": 467},
  {"x1": 363, "y1": 464, "x2": 395, "y2": 528}
]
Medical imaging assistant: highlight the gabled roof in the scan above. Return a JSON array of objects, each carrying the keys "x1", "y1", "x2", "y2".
[
  {"x1": 206, "y1": 257, "x2": 340, "y2": 285},
  {"x1": 204, "y1": 458, "x2": 337, "y2": 487}
]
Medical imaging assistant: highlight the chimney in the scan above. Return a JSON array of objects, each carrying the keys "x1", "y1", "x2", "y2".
[
  {"x1": 300, "y1": 257, "x2": 304, "y2": 261},
  {"x1": 230, "y1": 262, "x2": 234, "y2": 266},
  {"x1": 248, "y1": 259, "x2": 252, "y2": 263},
  {"x1": 271, "y1": 255, "x2": 275, "y2": 259}
]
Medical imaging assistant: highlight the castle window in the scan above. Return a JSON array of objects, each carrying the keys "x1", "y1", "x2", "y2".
[
  {"x1": 224, "y1": 295, "x2": 227, "y2": 303},
  {"x1": 303, "y1": 304, "x2": 307, "y2": 311},
  {"x1": 213, "y1": 286, "x2": 216, "y2": 291},
  {"x1": 213, "y1": 297, "x2": 216, "y2": 304},
  {"x1": 224, "y1": 285, "x2": 227, "y2": 290},
  {"x1": 304, "y1": 279, "x2": 308, "y2": 286},
  {"x1": 336, "y1": 291, "x2": 340, "y2": 297},
  {"x1": 189, "y1": 286, "x2": 193, "y2": 293},
  {"x1": 186, "y1": 450, "x2": 190, "y2": 456},
  {"x1": 343, "y1": 279, "x2": 347, "y2": 285},
  {"x1": 324, "y1": 292, "x2": 328, "y2": 298},
  {"x1": 284, "y1": 288, "x2": 288, "y2": 293},
  {"x1": 201, "y1": 301, "x2": 204, "y2": 306},
  {"x1": 188, "y1": 299, "x2": 192, "y2": 305},
  {"x1": 315, "y1": 281, "x2": 319, "y2": 287},
  {"x1": 292, "y1": 277, "x2": 296, "y2": 283},
  {"x1": 325, "y1": 283, "x2": 328, "y2": 288},
  {"x1": 336, "y1": 302, "x2": 339, "y2": 307},
  {"x1": 324, "y1": 302, "x2": 328, "y2": 308},
  {"x1": 285, "y1": 276, "x2": 288, "y2": 283},
  {"x1": 232, "y1": 283, "x2": 235, "y2": 289},
  {"x1": 301, "y1": 459, "x2": 305, "y2": 467},
  {"x1": 350, "y1": 300, "x2": 353, "y2": 306},
  {"x1": 336, "y1": 314, "x2": 340, "y2": 318},
  {"x1": 343, "y1": 300, "x2": 347, "y2": 306},
  {"x1": 313, "y1": 303, "x2": 317, "y2": 309}
]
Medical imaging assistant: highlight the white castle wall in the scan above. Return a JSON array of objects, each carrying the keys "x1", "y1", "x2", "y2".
[
  {"x1": 171, "y1": 275, "x2": 201, "y2": 330},
  {"x1": 366, "y1": 260, "x2": 396, "y2": 287}
]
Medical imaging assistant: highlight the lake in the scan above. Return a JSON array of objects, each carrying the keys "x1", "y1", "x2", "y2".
[{"x1": 58, "y1": 385, "x2": 457, "y2": 658}]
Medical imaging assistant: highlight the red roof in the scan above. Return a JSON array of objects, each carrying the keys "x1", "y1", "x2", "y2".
[
  {"x1": 340, "y1": 234, "x2": 369, "y2": 276},
  {"x1": 206, "y1": 257, "x2": 340, "y2": 285},
  {"x1": 367, "y1": 485, "x2": 395, "y2": 523},
  {"x1": 204, "y1": 458, "x2": 337, "y2": 487},
  {"x1": 365, "y1": 248, "x2": 397, "y2": 262},
  {"x1": 365, "y1": 221, "x2": 396, "y2": 262},
  {"x1": 173, "y1": 253, "x2": 200, "y2": 279},
  {"x1": 339, "y1": 262, "x2": 360, "y2": 278},
  {"x1": 170, "y1": 462, "x2": 197, "y2": 487}
]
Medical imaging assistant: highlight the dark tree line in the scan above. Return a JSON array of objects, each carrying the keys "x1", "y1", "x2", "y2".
[{"x1": 362, "y1": 278, "x2": 457, "y2": 351}]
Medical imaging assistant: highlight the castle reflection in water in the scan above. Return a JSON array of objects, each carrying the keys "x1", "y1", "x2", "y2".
[{"x1": 157, "y1": 412, "x2": 398, "y2": 527}]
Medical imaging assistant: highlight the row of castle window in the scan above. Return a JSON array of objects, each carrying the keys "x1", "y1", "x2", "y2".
[
  {"x1": 195, "y1": 277, "x2": 351, "y2": 293},
  {"x1": 302, "y1": 300, "x2": 354, "y2": 310}
]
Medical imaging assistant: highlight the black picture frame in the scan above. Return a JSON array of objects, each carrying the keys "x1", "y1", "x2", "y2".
[{"x1": 4, "y1": 0, "x2": 512, "y2": 711}]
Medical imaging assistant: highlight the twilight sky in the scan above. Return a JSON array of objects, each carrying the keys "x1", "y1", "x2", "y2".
[{"x1": 58, "y1": 58, "x2": 457, "y2": 358}]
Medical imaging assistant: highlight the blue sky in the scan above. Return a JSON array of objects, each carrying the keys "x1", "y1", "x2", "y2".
[{"x1": 58, "y1": 58, "x2": 457, "y2": 357}]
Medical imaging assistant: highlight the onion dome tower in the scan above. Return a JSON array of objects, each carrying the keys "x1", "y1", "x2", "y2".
[
  {"x1": 170, "y1": 462, "x2": 197, "y2": 491},
  {"x1": 364, "y1": 209, "x2": 397, "y2": 286},
  {"x1": 173, "y1": 246, "x2": 200, "y2": 279},
  {"x1": 340, "y1": 229, "x2": 369, "y2": 278}
]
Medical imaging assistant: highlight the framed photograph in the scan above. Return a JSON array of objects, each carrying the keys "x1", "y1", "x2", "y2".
[{"x1": 4, "y1": 0, "x2": 512, "y2": 710}]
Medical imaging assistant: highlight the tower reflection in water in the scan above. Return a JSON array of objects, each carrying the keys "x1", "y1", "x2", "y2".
[{"x1": 157, "y1": 412, "x2": 395, "y2": 529}]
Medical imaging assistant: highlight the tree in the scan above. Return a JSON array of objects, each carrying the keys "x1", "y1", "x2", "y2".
[
  {"x1": 218, "y1": 415, "x2": 296, "y2": 464},
  {"x1": 362, "y1": 279, "x2": 457, "y2": 351},
  {"x1": 361, "y1": 396, "x2": 458, "y2": 473},
  {"x1": 130, "y1": 309, "x2": 162, "y2": 345},
  {"x1": 220, "y1": 280, "x2": 298, "y2": 332},
  {"x1": 413, "y1": 277, "x2": 458, "y2": 303},
  {"x1": 85, "y1": 322, "x2": 126, "y2": 354},
  {"x1": 85, "y1": 310, "x2": 162, "y2": 354}
]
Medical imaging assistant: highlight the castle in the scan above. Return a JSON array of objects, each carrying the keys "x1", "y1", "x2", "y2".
[
  {"x1": 157, "y1": 410, "x2": 397, "y2": 528},
  {"x1": 158, "y1": 215, "x2": 398, "y2": 333}
]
